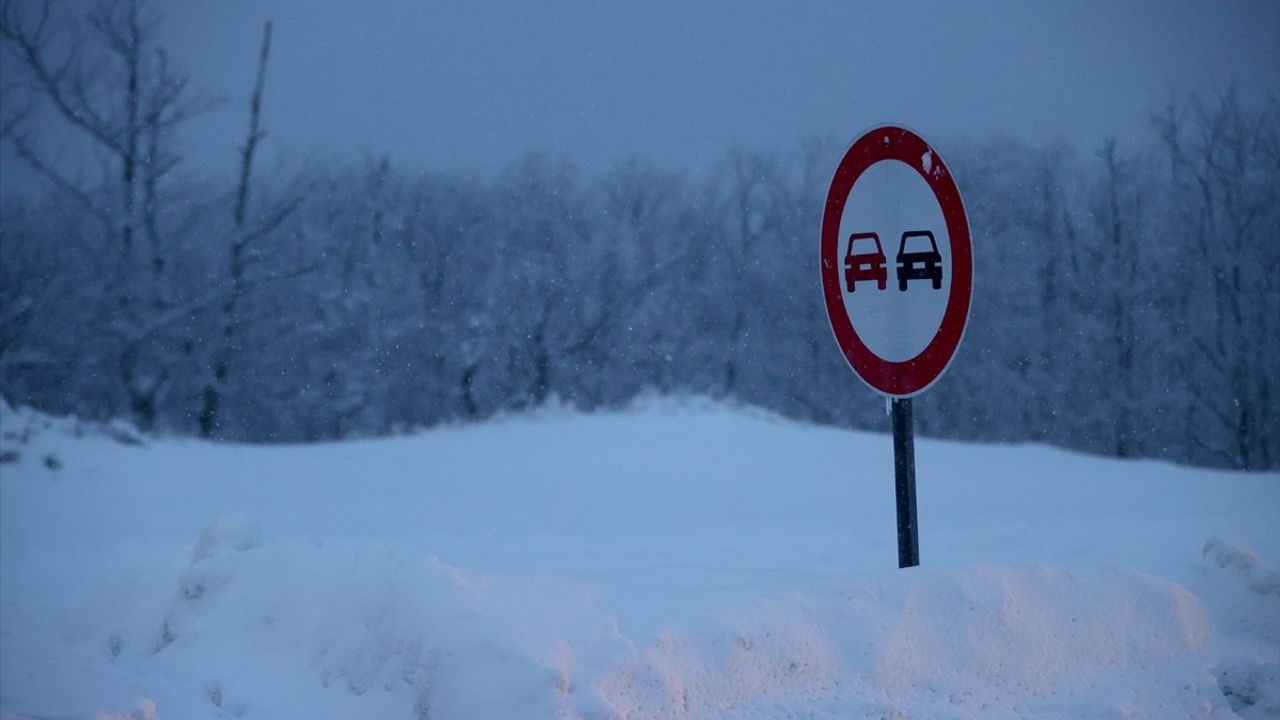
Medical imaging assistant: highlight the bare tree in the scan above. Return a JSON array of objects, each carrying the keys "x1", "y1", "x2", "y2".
[
  {"x1": 1089, "y1": 138, "x2": 1147, "y2": 457},
  {"x1": 1153, "y1": 89, "x2": 1280, "y2": 469},
  {"x1": 197, "y1": 20, "x2": 304, "y2": 437},
  {"x1": 2, "y1": 0, "x2": 218, "y2": 429}
]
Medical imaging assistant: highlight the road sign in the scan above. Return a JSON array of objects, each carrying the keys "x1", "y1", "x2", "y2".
[
  {"x1": 820, "y1": 125, "x2": 972, "y2": 569},
  {"x1": 820, "y1": 125, "x2": 972, "y2": 398}
]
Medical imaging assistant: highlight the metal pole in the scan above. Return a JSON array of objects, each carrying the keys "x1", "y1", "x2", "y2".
[{"x1": 891, "y1": 397, "x2": 919, "y2": 568}]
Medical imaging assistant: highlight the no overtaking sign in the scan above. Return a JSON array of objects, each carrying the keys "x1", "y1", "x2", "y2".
[
  {"x1": 820, "y1": 126, "x2": 973, "y2": 568},
  {"x1": 820, "y1": 125, "x2": 972, "y2": 397}
]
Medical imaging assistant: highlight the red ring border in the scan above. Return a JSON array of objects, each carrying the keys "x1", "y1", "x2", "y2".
[{"x1": 820, "y1": 126, "x2": 973, "y2": 398}]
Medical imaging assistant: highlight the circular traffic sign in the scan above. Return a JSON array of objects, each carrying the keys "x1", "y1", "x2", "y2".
[{"x1": 820, "y1": 126, "x2": 972, "y2": 397}]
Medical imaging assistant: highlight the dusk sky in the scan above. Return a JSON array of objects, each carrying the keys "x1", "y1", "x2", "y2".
[{"x1": 7, "y1": 0, "x2": 1276, "y2": 190}]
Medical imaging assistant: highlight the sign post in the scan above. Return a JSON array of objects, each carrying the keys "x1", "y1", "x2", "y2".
[
  {"x1": 820, "y1": 126, "x2": 972, "y2": 569},
  {"x1": 891, "y1": 398, "x2": 918, "y2": 567}
]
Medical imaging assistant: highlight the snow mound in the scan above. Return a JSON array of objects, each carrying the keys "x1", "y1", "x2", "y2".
[
  {"x1": 98, "y1": 698, "x2": 161, "y2": 720},
  {"x1": 1205, "y1": 538, "x2": 1280, "y2": 598},
  {"x1": 1198, "y1": 539, "x2": 1280, "y2": 719},
  {"x1": 190, "y1": 514, "x2": 261, "y2": 563},
  {"x1": 568, "y1": 564, "x2": 1224, "y2": 719},
  {"x1": 27, "y1": 522, "x2": 1236, "y2": 720},
  {"x1": 70, "y1": 528, "x2": 565, "y2": 719},
  {"x1": 2, "y1": 401, "x2": 1276, "y2": 718},
  {"x1": 0, "y1": 398, "x2": 144, "y2": 469}
]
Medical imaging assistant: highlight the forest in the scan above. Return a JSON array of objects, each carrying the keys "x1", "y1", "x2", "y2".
[{"x1": 1, "y1": 0, "x2": 1277, "y2": 470}]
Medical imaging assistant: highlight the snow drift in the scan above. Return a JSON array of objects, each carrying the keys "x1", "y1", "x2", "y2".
[{"x1": 1, "y1": 399, "x2": 1277, "y2": 719}]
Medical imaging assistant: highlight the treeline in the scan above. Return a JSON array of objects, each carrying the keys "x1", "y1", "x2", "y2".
[{"x1": 1, "y1": 1, "x2": 1276, "y2": 469}]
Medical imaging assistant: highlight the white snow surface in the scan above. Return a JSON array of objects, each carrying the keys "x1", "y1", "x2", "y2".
[{"x1": 1, "y1": 398, "x2": 1277, "y2": 719}]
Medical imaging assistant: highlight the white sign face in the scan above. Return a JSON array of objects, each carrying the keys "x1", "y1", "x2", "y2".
[
  {"x1": 820, "y1": 126, "x2": 973, "y2": 398},
  {"x1": 837, "y1": 159, "x2": 952, "y2": 362}
]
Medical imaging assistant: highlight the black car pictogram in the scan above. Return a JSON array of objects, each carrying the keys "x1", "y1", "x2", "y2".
[
  {"x1": 844, "y1": 232, "x2": 887, "y2": 292},
  {"x1": 896, "y1": 230, "x2": 943, "y2": 291}
]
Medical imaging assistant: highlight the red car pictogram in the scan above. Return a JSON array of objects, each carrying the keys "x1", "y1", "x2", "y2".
[{"x1": 844, "y1": 232, "x2": 887, "y2": 292}]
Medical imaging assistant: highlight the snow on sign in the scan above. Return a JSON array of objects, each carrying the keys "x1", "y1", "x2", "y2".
[{"x1": 821, "y1": 126, "x2": 973, "y2": 397}]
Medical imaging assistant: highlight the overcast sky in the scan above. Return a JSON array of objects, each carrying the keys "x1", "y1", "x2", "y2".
[{"x1": 6, "y1": 0, "x2": 1280, "y2": 187}]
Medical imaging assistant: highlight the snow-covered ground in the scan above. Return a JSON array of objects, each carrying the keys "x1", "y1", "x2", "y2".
[{"x1": 1, "y1": 398, "x2": 1277, "y2": 719}]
